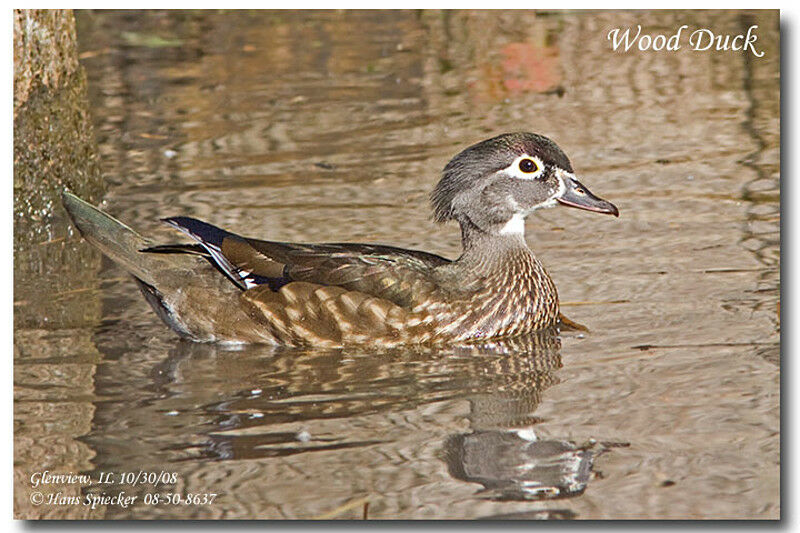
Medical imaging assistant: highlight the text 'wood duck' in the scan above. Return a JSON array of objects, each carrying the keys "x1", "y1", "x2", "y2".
[{"x1": 63, "y1": 132, "x2": 618, "y2": 346}]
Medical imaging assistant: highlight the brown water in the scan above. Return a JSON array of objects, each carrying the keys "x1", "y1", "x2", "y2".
[{"x1": 14, "y1": 10, "x2": 779, "y2": 519}]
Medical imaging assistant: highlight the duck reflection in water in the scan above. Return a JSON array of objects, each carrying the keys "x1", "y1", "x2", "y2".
[
  {"x1": 85, "y1": 325, "x2": 621, "y2": 516},
  {"x1": 443, "y1": 330, "x2": 604, "y2": 503}
]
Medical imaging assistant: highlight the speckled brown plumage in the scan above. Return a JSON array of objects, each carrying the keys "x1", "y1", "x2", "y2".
[{"x1": 62, "y1": 132, "x2": 618, "y2": 346}]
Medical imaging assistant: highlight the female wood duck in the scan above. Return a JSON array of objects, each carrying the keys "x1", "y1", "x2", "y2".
[{"x1": 63, "y1": 132, "x2": 618, "y2": 346}]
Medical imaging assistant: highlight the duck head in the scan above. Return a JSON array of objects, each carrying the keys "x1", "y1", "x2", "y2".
[{"x1": 431, "y1": 132, "x2": 618, "y2": 236}]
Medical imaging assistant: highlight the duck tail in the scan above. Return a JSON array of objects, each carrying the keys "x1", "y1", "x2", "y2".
[{"x1": 61, "y1": 191, "x2": 163, "y2": 287}]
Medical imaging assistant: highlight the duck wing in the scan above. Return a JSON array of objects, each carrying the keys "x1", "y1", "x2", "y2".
[{"x1": 147, "y1": 217, "x2": 451, "y2": 309}]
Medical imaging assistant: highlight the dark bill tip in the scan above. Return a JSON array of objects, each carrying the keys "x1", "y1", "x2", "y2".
[{"x1": 557, "y1": 176, "x2": 619, "y2": 217}]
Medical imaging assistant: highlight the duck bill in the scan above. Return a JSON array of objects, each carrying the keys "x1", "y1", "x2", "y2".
[{"x1": 556, "y1": 174, "x2": 619, "y2": 217}]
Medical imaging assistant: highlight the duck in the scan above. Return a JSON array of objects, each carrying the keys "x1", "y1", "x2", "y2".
[{"x1": 62, "y1": 132, "x2": 618, "y2": 346}]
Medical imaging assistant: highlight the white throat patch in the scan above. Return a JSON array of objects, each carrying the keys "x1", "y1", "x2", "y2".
[{"x1": 499, "y1": 213, "x2": 526, "y2": 235}]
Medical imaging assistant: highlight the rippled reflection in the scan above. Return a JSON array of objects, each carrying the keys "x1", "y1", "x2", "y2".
[
  {"x1": 80, "y1": 327, "x2": 592, "y2": 516},
  {"x1": 445, "y1": 431, "x2": 594, "y2": 501},
  {"x1": 442, "y1": 332, "x2": 602, "y2": 502}
]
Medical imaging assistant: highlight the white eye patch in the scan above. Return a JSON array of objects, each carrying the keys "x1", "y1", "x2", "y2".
[{"x1": 503, "y1": 154, "x2": 545, "y2": 180}]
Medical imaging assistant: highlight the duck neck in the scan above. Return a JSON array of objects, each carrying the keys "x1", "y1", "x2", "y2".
[
  {"x1": 451, "y1": 216, "x2": 560, "y2": 334},
  {"x1": 457, "y1": 216, "x2": 532, "y2": 269}
]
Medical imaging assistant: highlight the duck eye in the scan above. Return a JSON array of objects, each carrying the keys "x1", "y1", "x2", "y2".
[{"x1": 518, "y1": 158, "x2": 538, "y2": 173}]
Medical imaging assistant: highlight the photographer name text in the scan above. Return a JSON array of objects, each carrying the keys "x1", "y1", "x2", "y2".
[
  {"x1": 28, "y1": 470, "x2": 218, "y2": 510},
  {"x1": 608, "y1": 24, "x2": 764, "y2": 57}
]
